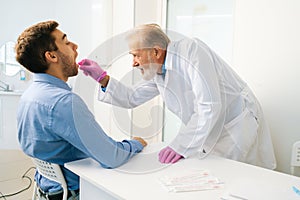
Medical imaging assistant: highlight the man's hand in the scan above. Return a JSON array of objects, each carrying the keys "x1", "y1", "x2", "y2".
[
  {"x1": 133, "y1": 137, "x2": 147, "y2": 147},
  {"x1": 158, "y1": 146, "x2": 183, "y2": 164},
  {"x1": 78, "y1": 59, "x2": 107, "y2": 82}
]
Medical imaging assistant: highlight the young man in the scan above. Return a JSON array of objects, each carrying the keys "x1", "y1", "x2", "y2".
[
  {"x1": 15, "y1": 20, "x2": 147, "y2": 200},
  {"x1": 79, "y1": 24, "x2": 276, "y2": 170}
]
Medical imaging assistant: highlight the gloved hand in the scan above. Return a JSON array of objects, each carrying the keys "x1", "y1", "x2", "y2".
[
  {"x1": 78, "y1": 58, "x2": 107, "y2": 82},
  {"x1": 158, "y1": 146, "x2": 183, "y2": 164}
]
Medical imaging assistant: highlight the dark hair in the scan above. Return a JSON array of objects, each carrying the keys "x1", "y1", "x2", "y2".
[{"x1": 15, "y1": 20, "x2": 59, "y2": 73}]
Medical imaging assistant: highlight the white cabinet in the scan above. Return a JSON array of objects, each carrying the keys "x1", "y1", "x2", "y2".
[{"x1": 0, "y1": 91, "x2": 21, "y2": 149}]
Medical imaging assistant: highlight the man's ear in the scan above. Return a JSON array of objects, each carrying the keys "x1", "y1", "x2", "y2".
[
  {"x1": 153, "y1": 45, "x2": 163, "y2": 58},
  {"x1": 45, "y1": 51, "x2": 58, "y2": 63}
]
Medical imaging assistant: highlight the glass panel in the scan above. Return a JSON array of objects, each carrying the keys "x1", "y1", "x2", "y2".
[
  {"x1": 167, "y1": 0, "x2": 234, "y2": 63},
  {"x1": 0, "y1": 43, "x2": 5, "y2": 73},
  {"x1": 0, "y1": 41, "x2": 21, "y2": 76}
]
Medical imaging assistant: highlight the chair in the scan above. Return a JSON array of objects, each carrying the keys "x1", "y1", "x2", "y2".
[
  {"x1": 32, "y1": 158, "x2": 68, "y2": 200},
  {"x1": 291, "y1": 141, "x2": 300, "y2": 175}
]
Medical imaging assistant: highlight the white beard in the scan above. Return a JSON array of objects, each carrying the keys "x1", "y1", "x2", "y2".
[
  {"x1": 142, "y1": 63, "x2": 159, "y2": 80},
  {"x1": 141, "y1": 54, "x2": 160, "y2": 81}
]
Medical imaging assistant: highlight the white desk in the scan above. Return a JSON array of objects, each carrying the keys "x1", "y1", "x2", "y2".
[{"x1": 65, "y1": 143, "x2": 300, "y2": 200}]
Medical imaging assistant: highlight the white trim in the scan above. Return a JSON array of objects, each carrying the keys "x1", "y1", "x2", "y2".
[{"x1": 0, "y1": 98, "x2": 2, "y2": 139}]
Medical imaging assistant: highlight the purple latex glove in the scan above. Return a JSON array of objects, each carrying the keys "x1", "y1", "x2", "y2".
[
  {"x1": 78, "y1": 58, "x2": 107, "y2": 82},
  {"x1": 158, "y1": 146, "x2": 183, "y2": 164}
]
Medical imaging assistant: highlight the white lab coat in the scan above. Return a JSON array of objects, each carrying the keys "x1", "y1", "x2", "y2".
[{"x1": 98, "y1": 38, "x2": 276, "y2": 169}]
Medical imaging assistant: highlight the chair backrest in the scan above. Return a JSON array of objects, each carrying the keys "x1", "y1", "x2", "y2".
[
  {"x1": 291, "y1": 141, "x2": 300, "y2": 175},
  {"x1": 32, "y1": 158, "x2": 68, "y2": 200}
]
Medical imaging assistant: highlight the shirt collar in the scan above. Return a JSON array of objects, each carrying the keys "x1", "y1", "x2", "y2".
[
  {"x1": 161, "y1": 61, "x2": 166, "y2": 76},
  {"x1": 164, "y1": 41, "x2": 177, "y2": 71},
  {"x1": 33, "y1": 73, "x2": 72, "y2": 91}
]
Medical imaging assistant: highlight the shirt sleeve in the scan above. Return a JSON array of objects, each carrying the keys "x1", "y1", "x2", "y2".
[{"x1": 52, "y1": 93, "x2": 144, "y2": 168}]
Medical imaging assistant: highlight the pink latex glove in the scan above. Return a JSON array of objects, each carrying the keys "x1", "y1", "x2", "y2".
[
  {"x1": 158, "y1": 146, "x2": 183, "y2": 164},
  {"x1": 78, "y1": 58, "x2": 107, "y2": 82}
]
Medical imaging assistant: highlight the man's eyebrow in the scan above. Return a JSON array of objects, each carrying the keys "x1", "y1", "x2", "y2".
[{"x1": 62, "y1": 34, "x2": 67, "y2": 40}]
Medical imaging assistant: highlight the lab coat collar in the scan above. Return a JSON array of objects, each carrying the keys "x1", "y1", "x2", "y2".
[
  {"x1": 165, "y1": 42, "x2": 175, "y2": 71},
  {"x1": 153, "y1": 41, "x2": 176, "y2": 81}
]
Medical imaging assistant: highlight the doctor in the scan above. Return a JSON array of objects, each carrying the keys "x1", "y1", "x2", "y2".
[{"x1": 79, "y1": 24, "x2": 276, "y2": 169}]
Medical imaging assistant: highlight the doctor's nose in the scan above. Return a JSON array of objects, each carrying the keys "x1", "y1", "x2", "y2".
[{"x1": 132, "y1": 60, "x2": 139, "y2": 68}]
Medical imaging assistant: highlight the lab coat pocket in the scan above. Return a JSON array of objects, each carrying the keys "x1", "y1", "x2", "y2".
[{"x1": 224, "y1": 108, "x2": 258, "y2": 160}]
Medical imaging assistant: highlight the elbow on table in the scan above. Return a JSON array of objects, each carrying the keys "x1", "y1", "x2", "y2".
[{"x1": 99, "y1": 157, "x2": 130, "y2": 169}]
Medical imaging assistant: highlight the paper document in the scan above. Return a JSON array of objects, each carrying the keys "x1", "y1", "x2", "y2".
[{"x1": 159, "y1": 169, "x2": 224, "y2": 192}]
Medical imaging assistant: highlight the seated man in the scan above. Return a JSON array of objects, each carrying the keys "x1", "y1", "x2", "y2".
[{"x1": 15, "y1": 20, "x2": 147, "y2": 200}]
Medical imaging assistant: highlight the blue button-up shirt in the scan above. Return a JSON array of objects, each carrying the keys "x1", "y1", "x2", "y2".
[{"x1": 17, "y1": 74, "x2": 144, "y2": 193}]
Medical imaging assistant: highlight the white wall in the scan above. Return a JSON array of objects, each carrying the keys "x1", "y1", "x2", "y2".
[
  {"x1": 0, "y1": 0, "x2": 107, "y2": 58},
  {"x1": 0, "y1": 0, "x2": 108, "y2": 83},
  {"x1": 232, "y1": 0, "x2": 300, "y2": 174}
]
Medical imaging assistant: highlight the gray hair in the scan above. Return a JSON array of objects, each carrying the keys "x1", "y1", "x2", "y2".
[{"x1": 126, "y1": 24, "x2": 170, "y2": 50}]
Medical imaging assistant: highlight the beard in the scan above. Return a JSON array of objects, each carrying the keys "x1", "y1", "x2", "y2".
[
  {"x1": 142, "y1": 64, "x2": 158, "y2": 80},
  {"x1": 141, "y1": 55, "x2": 159, "y2": 81},
  {"x1": 57, "y1": 50, "x2": 78, "y2": 78}
]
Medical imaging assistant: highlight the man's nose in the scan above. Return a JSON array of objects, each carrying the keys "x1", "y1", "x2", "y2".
[
  {"x1": 72, "y1": 42, "x2": 78, "y2": 50},
  {"x1": 132, "y1": 60, "x2": 139, "y2": 67}
]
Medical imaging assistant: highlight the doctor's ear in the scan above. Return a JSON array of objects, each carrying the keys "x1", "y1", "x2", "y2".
[
  {"x1": 153, "y1": 46, "x2": 162, "y2": 58},
  {"x1": 45, "y1": 51, "x2": 58, "y2": 62}
]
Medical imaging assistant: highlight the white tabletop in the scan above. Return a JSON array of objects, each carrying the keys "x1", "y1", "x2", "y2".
[{"x1": 65, "y1": 143, "x2": 300, "y2": 200}]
